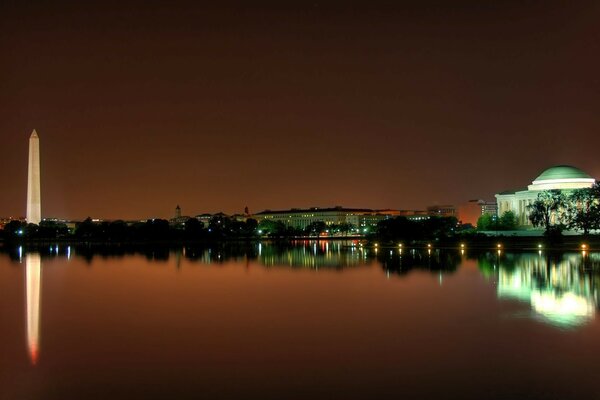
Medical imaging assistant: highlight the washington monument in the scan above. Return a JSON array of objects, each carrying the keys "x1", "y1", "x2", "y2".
[{"x1": 27, "y1": 130, "x2": 41, "y2": 224}]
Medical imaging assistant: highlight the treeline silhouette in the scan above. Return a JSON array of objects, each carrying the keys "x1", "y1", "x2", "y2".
[
  {"x1": 372, "y1": 216, "x2": 459, "y2": 244},
  {"x1": 2, "y1": 215, "x2": 471, "y2": 245},
  {"x1": 1, "y1": 216, "x2": 259, "y2": 242}
]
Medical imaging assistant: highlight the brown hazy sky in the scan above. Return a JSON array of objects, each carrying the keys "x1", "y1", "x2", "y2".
[{"x1": 1, "y1": 1, "x2": 599, "y2": 220}]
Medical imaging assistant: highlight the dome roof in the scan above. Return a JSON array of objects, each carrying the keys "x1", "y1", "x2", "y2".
[{"x1": 533, "y1": 165, "x2": 593, "y2": 182}]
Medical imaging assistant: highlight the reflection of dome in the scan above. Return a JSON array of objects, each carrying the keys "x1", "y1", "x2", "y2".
[
  {"x1": 495, "y1": 253, "x2": 598, "y2": 328},
  {"x1": 528, "y1": 165, "x2": 595, "y2": 191},
  {"x1": 531, "y1": 291, "x2": 595, "y2": 327}
]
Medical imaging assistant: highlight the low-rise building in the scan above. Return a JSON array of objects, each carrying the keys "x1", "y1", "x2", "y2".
[{"x1": 253, "y1": 206, "x2": 399, "y2": 231}]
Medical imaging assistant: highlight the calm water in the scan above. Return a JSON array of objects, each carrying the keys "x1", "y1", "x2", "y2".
[{"x1": 1, "y1": 242, "x2": 600, "y2": 400}]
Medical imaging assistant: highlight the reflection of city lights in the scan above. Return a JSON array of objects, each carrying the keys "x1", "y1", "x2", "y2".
[
  {"x1": 461, "y1": 249, "x2": 465, "y2": 256},
  {"x1": 497, "y1": 249, "x2": 502, "y2": 255}
]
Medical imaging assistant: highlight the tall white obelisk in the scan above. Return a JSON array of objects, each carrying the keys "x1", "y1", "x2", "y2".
[{"x1": 27, "y1": 130, "x2": 41, "y2": 224}]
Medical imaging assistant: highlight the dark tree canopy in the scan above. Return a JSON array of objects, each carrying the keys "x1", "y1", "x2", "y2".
[{"x1": 527, "y1": 190, "x2": 568, "y2": 236}]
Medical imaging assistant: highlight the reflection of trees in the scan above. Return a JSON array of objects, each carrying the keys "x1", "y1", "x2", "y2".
[
  {"x1": 0, "y1": 242, "x2": 369, "y2": 269},
  {"x1": 378, "y1": 249, "x2": 460, "y2": 276},
  {"x1": 0, "y1": 241, "x2": 371, "y2": 270},
  {"x1": 478, "y1": 252, "x2": 600, "y2": 327}
]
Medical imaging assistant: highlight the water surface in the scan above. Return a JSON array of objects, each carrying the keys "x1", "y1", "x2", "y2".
[{"x1": 1, "y1": 242, "x2": 599, "y2": 399}]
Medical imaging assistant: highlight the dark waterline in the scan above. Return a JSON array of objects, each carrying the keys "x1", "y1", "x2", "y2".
[{"x1": 1, "y1": 242, "x2": 599, "y2": 399}]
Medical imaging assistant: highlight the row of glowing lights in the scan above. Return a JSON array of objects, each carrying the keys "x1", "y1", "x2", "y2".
[{"x1": 369, "y1": 243, "x2": 591, "y2": 251}]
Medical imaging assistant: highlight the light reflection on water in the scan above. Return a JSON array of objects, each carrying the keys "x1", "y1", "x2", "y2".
[
  {"x1": 2, "y1": 242, "x2": 600, "y2": 399},
  {"x1": 478, "y1": 252, "x2": 600, "y2": 328},
  {"x1": 25, "y1": 253, "x2": 41, "y2": 365}
]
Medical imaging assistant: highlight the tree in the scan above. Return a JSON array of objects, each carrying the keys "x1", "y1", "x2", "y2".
[
  {"x1": 527, "y1": 190, "x2": 567, "y2": 236},
  {"x1": 376, "y1": 217, "x2": 419, "y2": 242},
  {"x1": 75, "y1": 217, "x2": 98, "y2": 239},
  {"x1": 243, "y1": 218, "x2": 258, "y2": 237},
  {"x1": 476, "y1": 213, "x2": 499, "y2": 230},
  {"x1": 39, "y1": 220, "x2": 69, "y2": 238},
  {"x1": 184, "y1": 217, "x2": 204, "y2": 239},
  {"x1": 208, "y1": 214, "x2": 232, "y2": 236},
  {"x1": 336, "y1": 223, "x2": 354, "y2": 236},
  {"x1": 476, "y1": 214, "x2": 492, "y2": 230},
  {"x1": 3, "y1": 220, "x2": 27, "y2": 238},
  {"x1": 499, "y1": 210, "x2": 517, "y2": 230},
  {"x1": 423, "y1": 216, "x2": 457, "y2": 239},
  {"x1": 305, "y1": 221, "x2": 327, "y2": 237},
  {"x1": 566, "y1": 183, "x2": 600, "y2": 236}
]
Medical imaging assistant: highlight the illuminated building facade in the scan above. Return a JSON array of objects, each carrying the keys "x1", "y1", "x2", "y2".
[
  {"x1": 495, "y1": 165, "x2": 596, "y2": 227},
  {"x1": 253, "y1": 207, "x2": 400, "y2": 231}
]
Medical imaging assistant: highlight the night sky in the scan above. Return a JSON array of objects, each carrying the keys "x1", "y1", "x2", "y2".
[{"x1": 1, "y1": 1, "x2": 599, "y2": 220}]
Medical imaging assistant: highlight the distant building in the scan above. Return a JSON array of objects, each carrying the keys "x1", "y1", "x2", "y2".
[
  {"x1": 426, "y1": 205, "x2": 456, "y2": 218},
  {"x1": 231, "y1": 213, "x2": 250, "y2": 222},
  {"x1": 194, "y1": 213, "x2": 213, "y2": 228},
  {"x1": 396, "y1": 210, "x2": 430, "y2": 221},
  {"x1": 495, "y1": 165, "x2": 596, "y2": 227},
  {"x1": 170, "y1": 205, "x2": 190, "y2": 227},
  {"x1": 457, "y1": 200, "x2": 497, "y2": 226},
  {"x1": 253, "y1": 206, "x2": 400, "y2": 232}
]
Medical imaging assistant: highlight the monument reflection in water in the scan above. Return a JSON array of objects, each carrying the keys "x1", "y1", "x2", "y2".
[
  {"x1": 13, "y1": 243, "x2": 600, "y2": 369},
  {"x1": 25, "y1": 252, "x2": 41, "y2": 365},
  {"x1": 479, "y1": 251, "x2": 600, "y2": 328}
]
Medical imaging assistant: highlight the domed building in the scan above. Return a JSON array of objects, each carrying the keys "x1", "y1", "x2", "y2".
[{"x1": 495, "y1": 165, "x2": 596, "y2": 227}]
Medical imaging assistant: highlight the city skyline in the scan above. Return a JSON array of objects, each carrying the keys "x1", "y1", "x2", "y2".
[{"x1": 1, "y1": 2, "x2": 599, "y2": 220}]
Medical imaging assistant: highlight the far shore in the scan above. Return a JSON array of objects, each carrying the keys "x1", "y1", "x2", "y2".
[{"x1": 1, "y1": 234, "x2": 599, "y2": 252}]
